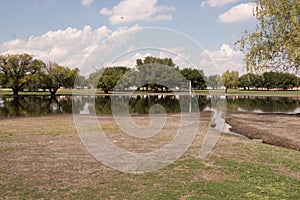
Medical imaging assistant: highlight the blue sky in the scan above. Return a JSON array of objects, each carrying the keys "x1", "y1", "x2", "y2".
[{"x1": 0, "y1": 0, "x2": 257, "y2": 75}]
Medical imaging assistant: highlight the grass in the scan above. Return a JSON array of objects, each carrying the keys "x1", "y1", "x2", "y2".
[
  {"x1": 1, "y1": 88, "x2": 300, "y2": 97},
  {"x1": 0, "y1": 116, "x2": 299, "y2": 199},
  {"x1": 225, "y1": 89, "x2": 300, "y2": 97}
]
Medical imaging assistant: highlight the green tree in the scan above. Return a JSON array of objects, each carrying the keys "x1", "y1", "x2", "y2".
[
  {"x1": 222, "y1": 70, "x2": 239, "y2": 93},
  {"x1": 262, "y1": 71, "x2": 277, "y2": 90},
  {"x1": 206, "y1": 75, "x2": 222, "y2": 90},
  {"x1": 135, "y1": 57, "x2": 183, "y2": 92},
  {"x1": 238, "y1": 73, "x2": 257, "y2": 90},
  {"x1": 253, "y1": 74, "x2": 263, "y2": 90},
  {"x1": 237, "y1": 0, "x2": 300, "y2": 72},
  {"x1": 74, "y1": 75, "x2": 87, "y2": 89},
  {"x1": 0, "y1": 72, "x2": 5, "y2": 88},
  {"x1": 180, "y1": 68, "x2": 207, "y2": 90},
  {"x1": 40, "y1": 62, "x2": 79, "y2": 96},
  {"x1": 277, "y1": 73, "x2": 297, "y2": 90},
  {"x1": 0, "y1": 54, "x2": 44, "y2": 95},
  {"x1": 136, "y1": 57, "x2": 176, "y2": 68},
  {"x1": 89, "y1": 66, "x2": 129, "y2": 94}
]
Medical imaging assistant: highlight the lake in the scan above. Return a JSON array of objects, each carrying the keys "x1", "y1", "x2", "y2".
[{"x1": 0, "y1": 95, "x2": 299, "y2": 117}]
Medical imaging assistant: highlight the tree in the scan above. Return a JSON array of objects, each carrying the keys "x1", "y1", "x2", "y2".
[
  {"x1": 74, "y1": 74, "x2": 87, "y2": 89},
  {"x1": 222, "y1": 70, "x2": 239, "y2": 93},
  {"x1": 206, "y1": 75, "x2": 222, "y2": 90},
  {"x1": 252, "y1": 74, "x2": 263, "y2": 90},
  {"x1": 238, "y1": 73, "x2": 257, "y2": 90},
  {"x1": 0, "y1": 72, "x2": 4, "y2": 88},
  {"x1": 40, "y1": 62, "x2": 79, "y2": 96},
  {"x1": 277, "y1": 73, "x2": 297, "y2": 90},
  {"x1": 237, "y1": 0, "x2": 300, "y2": 72},
  {"x1": 135, "y1": 57, "x2": 183, "y2": 92},
  {"x1": 89, "y1": 66, "x2": 129, "y2": 94},
  {"x1": 180, "y1": 68, "x2": 207, "y2": 90},
  {"x1": 0, "y1": 54, "x2": 44, "y2": 95},
  {"x1": 262, "y1": 71, "x2": 277, "y2": 90}
]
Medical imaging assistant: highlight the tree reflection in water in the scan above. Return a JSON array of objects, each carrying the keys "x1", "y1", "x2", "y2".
[{"x1": 0, "y1": 95, "x2": 299, "y2": 117}]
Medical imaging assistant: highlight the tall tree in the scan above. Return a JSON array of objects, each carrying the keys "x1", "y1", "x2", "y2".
[
  {"x1": 237, "y1": 0, "x2": 300, "y2": 72},
  {"x1": 222, "y1": 70, "x2": 239, "y2": 93},
  {"x1": 180, "y1": 68, "x2": 207, "y2": 90},
  {"x1": 40, "y1": 62, "x2": 79, "y2": 96},
  {"x1": 89, "y1": 66, "x2": 129, "y2": 94},
  {"x1": 207, "y1": 75, "x2": 222, "y2": 89},
  {"x1": 135, "y1": 57, "x2": 183, "y2": 92},
  {"x1": 0, "y1": 54, "x2": 44, "y2": 95},
  {"x1": 277, "y1": 73, "x2": 297, "y2": 90},
  {"x1": 262, "y1": 71, "x2": 277, "y2": 90},
  {"x1": 238, "y1": 73, "x2": 257, "y2": 90}
]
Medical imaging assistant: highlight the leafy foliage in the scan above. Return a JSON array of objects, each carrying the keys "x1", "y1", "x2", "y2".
[
  {"x1": 222, "y1": 70, "x2": 239, "y2": 93},
  {"x1": 135, "y1": 56, "x2": 185, "y2": 92},
  {"x1": 237, "y1": 72, "x2": 298, "y2": 90},
  {"x1": 237, "y1": 0, "x2": 300, "y2": 72},
  {"x1": 0, "y1": 54, "x2": 44, "y2": 95},
  {"x1": 206, "y1": 75, "x2": 223, "y2": 89},
  {"x1": 180, "y1": 68, "x2": 207, "y2": 90},
  {"x1": 40, "y1": 62, "x2": 79, "y2": 96},
  {"x1": 89, "y1": 66, "x2": 129, "y2": 94}
]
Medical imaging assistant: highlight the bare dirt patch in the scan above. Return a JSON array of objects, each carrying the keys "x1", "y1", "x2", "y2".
[{"x1": 226, "y1": 112, "x2": 300, "y2": 150}]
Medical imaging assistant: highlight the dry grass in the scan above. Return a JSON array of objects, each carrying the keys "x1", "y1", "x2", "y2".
[{"x1": 0, "y1": 113, "x2": 299, "y2": 199}]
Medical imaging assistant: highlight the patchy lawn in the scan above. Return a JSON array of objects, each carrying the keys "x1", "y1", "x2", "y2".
[{"x1": 0, "y1": 114, "x2": 299, "y2": 199}]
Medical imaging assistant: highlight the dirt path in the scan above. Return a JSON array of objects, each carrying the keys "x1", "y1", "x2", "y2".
[{"x1": 226, "y1": 112, "x2": 300, "y2": 150}]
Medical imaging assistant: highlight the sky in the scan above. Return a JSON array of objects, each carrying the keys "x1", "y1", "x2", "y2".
[{"x1": 0, "y1": 0, "x2": 257, "y2": 76}]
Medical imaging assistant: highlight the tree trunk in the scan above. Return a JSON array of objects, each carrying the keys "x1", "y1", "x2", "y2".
[
  {"x1": 12, "y1": 88, "x2": 19, "y2": 96},
  {"x1": 225, "y1": 87, "x2": 228, "y2": 93},
  {"x1": 50, "y1": 91, "x2": 56, "y2": 97},
  {"x1": 49, "y1": 88, "x2": 58, "y2": 97}
]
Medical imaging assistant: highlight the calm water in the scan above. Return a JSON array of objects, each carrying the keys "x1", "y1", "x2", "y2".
[{"x1": 0, "y1": 95, "x2": 299, "y2": 117}]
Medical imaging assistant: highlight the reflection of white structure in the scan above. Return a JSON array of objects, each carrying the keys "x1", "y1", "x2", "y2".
[
  {"x1": 297, "y1": 70, "x2": 300, "y2": 90},
  {"x1": 0, "y1": 98, "x2": 4, "y2": 108}
]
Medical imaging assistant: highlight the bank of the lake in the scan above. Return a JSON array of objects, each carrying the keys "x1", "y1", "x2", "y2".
[
  {"x1": 226, "y1": 111, "x2": 300, "y2": 151},
  {"x1": 1, "y1": 88, "x2": 300, "y2": 97}
]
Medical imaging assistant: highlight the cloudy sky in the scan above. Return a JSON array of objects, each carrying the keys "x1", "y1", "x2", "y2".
[{"x1": 0, "y1": 0, "x2": 257, "y2": 75}]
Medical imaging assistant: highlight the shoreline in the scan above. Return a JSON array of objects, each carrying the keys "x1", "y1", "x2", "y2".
[
  {"x1": 226, "y1": 111, "x2": 300, "y2": 151},
  {"x1": 1, "y1": 92, "x2": 300, "y2": 98}
]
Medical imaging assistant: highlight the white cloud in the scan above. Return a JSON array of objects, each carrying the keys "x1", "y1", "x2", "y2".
[
  {"x1": 99, "y1": 0, "x2": 175, "y2": 25},
  {"x1": 200, "y1": 44, "x2": 244, "y2": 74},
  {"x1": 0, "y1": 28, "x2": 245, "y2": 76},
  {"x1": 81, "y1": 0, "x2": 93, "y2": 6},
  {"x1": 218, "y1": 2, "x2": 256, "y2": 23},
  {"x1": 0, "y1": 25, "x2": 142, "y2": 75},
  {"x1": 200, "y1": 0, "x2": 239, "y2": 8}
]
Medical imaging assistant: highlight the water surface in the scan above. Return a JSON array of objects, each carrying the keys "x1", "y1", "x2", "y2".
[{"x1": 0, "y1": 95, "x2": 299, "y2": 117}]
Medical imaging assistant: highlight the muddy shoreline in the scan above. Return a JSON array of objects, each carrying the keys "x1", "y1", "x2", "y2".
[{"x1": 226, "y1": 111, "x2": 300, "y2": 151}]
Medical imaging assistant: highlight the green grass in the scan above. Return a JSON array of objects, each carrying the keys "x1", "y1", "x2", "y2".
[
  {"x1": 225, "y1": 89, "x2": 300, "y2": 96},
  {"x1": 1, "y1": 88, "x2": 300, "y2": 97}
]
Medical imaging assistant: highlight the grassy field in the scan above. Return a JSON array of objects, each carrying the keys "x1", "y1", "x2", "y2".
[
  {"x1": 0, "y1": 115, "x2": 299, "y2": 199},
  {"x1": 224, "y1": 89, "x2": 300, "y2": 97}
]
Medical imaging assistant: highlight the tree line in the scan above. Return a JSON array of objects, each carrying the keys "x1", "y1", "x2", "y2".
[
  {"x1": 88, "y1": 56, "x2": 206, "y2": 93},
  {"x1": 88, "y1": 56, "x2": 299, "y2": 93},
  {"x1": 0, "y1": 54, "x2": 79, "y2": 96},
  {"x1": 220, "y1": 70, "x2": 299, "y2": 93},
  {"x1": 1, "y1": 54, "x2": 299, "y2": 95}
]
